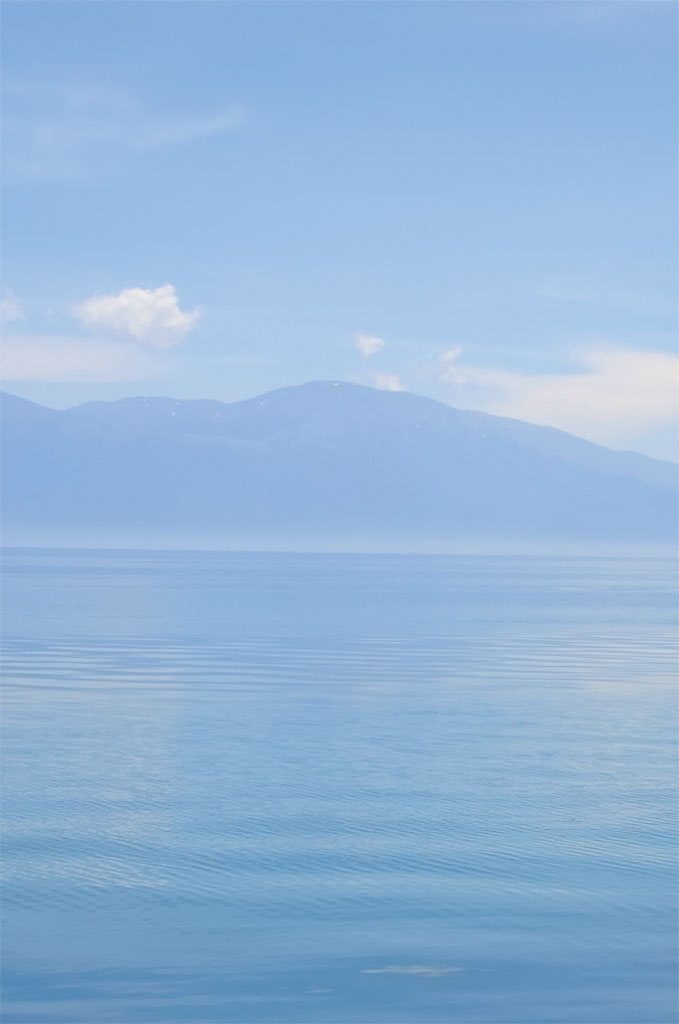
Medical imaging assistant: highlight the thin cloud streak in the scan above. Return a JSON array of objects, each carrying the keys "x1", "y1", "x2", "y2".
[
  {"x1": 3, "y1": 81, "x2": 247, "y2": 179},
  {"x1": 1, "y1": 334, "x2": 164, "y2": 383}
]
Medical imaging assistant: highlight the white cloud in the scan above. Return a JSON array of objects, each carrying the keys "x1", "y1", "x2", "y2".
[
  {"x1": 133, "y1": 111, "x2": 244, "y2": 149},
  {"x1": 1, "y1": 334, "x2": 161, "y2": 382},
  {"x1": 445, "y1": 347, "x2": 679, "y2": 453},
  {"x1": 374, "y1": 373, "x2": 402, "y2": 392},
  {"x1": 1, "y1": 283, "x2": 200, "y2": 382},
  {"x1": 439, "y1": 346, "x2": 464, "y2": 384},
  {"x1": 355, "y1": 332, "x2": 385, "y2": 358},
  {"x1": 73, "y1": 285, "x2": 200, "y2": 349},
  {"x1": 3, "y1": 82, "x2": 246, "y2": 180},
  {"x1": 1, "y1": 289, "x2": 25, "y2": 324}
]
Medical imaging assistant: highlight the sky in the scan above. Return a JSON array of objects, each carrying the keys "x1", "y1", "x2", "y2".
[{"x1": 1, "y1": 0, "x2": 677, "y2": 459}]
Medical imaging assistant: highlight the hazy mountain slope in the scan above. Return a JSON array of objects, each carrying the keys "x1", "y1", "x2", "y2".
[{"x1": 1, "y1": 382, "x2": 676, "y2": 549}]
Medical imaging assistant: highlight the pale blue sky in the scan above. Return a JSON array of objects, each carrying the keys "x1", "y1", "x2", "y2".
[{"x1": 1, "y1": 1, "x2": 677, "y2": 457}]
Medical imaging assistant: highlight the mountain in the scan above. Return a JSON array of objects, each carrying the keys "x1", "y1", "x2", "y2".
[{"x1": 1, "y1": 381, "x2": 676, "y2": 551}]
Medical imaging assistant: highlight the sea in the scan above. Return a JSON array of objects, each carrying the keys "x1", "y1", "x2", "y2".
[{"x1": 1, "y1": 549, "x2": 677, "y2": 1023}]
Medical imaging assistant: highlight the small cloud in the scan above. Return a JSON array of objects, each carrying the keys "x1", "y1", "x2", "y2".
[
  {"x1": 1, "y1": 289, "x2": 25, "y2": 324},
  {"x1": 362, "y1": 965, "x2": 466, "y2": 978},
  {"x1": 374, "y1": 372, "x2": 402, "y2": 392},
  {"x1": 355, "y1": 332, "x2": 386, "y2": 358},
  {"x1": 440, "y1": 346, "x2": 465, "y2": 384},
  {"x1": 73, "y1": 285, "x2": 200, "y2": 349}
]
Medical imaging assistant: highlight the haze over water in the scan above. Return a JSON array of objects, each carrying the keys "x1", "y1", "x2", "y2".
[{"x1": 1, "y1": 550, "x2": 677, "y2": 1023}]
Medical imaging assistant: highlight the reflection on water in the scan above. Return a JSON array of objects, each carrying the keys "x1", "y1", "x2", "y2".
[{"x1": 1, "y1": 551, "x2": 677, "y2": 1023}]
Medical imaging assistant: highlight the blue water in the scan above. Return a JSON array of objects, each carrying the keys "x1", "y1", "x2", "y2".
[{"x1": 1, "y1": 550, "x2": 677, "y2": 1023}]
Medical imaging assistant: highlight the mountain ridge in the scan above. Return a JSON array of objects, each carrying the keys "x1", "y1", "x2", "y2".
[{"x1": 2, "y1": 381, "x2": 676, "y2": 550}]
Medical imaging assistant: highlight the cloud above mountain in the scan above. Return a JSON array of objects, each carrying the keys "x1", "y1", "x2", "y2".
[
  {"x1": 374, "y1": 373, "x2": 402, "y2": 392},
  {"x1": 355, "y1": 332, "x2": 385, "y2": 358},
  {"x1": 73, "y1": 285, "x2": 200, "y2": 349},
  {"x1": 445, "y1": 346, "x2": 679, "y2": 456},
  {"x1": 1, "y1": 284, "x2": 199, "y2": 382},
  {"x1": 1, "y1": 335, "x2": 160, "y2": 382}
]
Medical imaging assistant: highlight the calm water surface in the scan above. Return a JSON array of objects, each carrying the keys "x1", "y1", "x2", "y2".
[{"x1": 1, "y1": 551, "x2": 677, "y2": 1023}]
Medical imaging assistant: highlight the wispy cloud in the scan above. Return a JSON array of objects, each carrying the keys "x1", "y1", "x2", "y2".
[
  {"x1": 355, "y1": 332, "x2": 385, "y2": 358},
  {"x1": 1, "y1": 289, "x2": 25, "y2": 324},
  {"x1": 1, "y1": 334, "x2": 162, "y2": 383},
  {"x1": 374, "y1": 372, "x2": 402, "y2": 392},
  {"x1": 73, "y1": 285, "x2": 200, "y2": 349},
  {"x1": 442, "y1": 346, "x2": 679, "y2": 453},
  {"x1": 439, "y1": 346, "x2": 464, "y2": 384},
  {"x1": 535, "y1": 280, "x2": 676, "y2": 317},
  {"x1": 3, "y1": 82, "x2": 246, "y2": 179},
  {"x1": 362, "y1": 965, "x2": 466, "y2": 978},
  {"x1": 521, "y1": 0, "x2": 669, "y2": 31}
]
